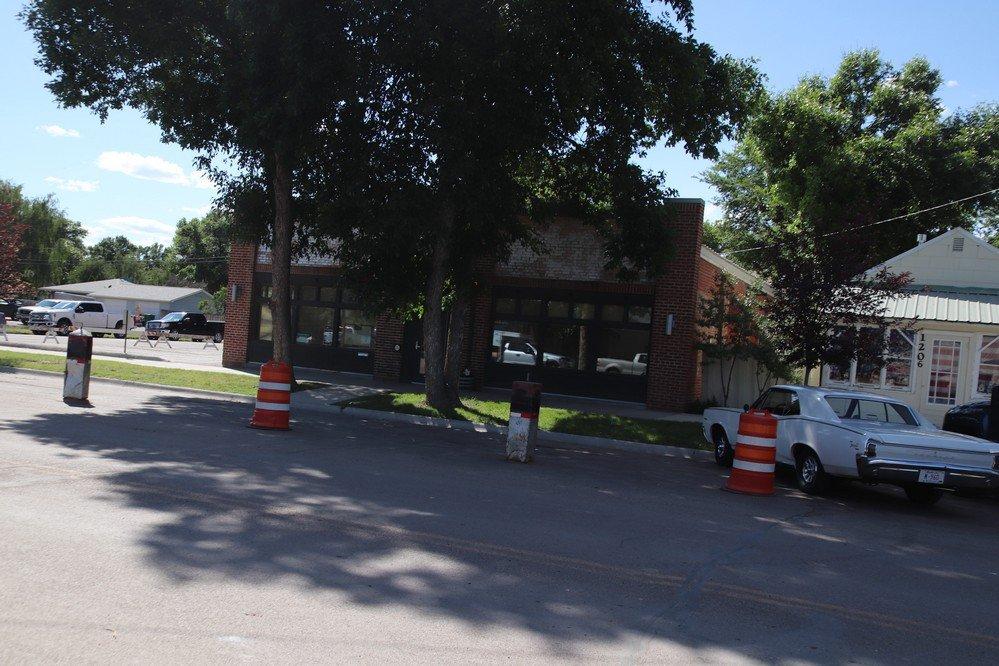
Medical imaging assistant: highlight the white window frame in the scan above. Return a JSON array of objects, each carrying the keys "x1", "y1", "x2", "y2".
[{"x1": 821, "y1": 326, "x2": 915, "y2": 392}]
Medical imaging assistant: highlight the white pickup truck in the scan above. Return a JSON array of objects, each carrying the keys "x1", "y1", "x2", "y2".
[
  {"x1": 703, "y1": 385, "x2": 999, "y2": 504},
  {"x1": 27, "y1": 300, "x2": 128, "y2": 338},
  {"x1": 596, "y1": 353, "x2": 648, "y2": 375}
]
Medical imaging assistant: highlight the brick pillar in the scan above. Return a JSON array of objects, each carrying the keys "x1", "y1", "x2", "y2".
[
  {"x1": 467, "y1": 288, "x2": 493, "y2": 389},
  {"x1": 222, "y1": 243, "x2": 256, "y2": 368},
  {"x1": 373, "y1": 313, "x2": 405, "y2": 381},
  {"x1": 646, "y1": 201, "x2": 704, "y2": 411}
]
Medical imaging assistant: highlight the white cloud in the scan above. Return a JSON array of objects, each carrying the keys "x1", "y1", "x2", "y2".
[
  {"x1": 95, "y1": 151, "x2": 216, "y2": 190},
  {"x1": 44, "y1": 176, "x2": 99, "y2": 192},
  {"x1": 181, "y1": 203, "x2": 213, "y2": 216},
  {"x1": 946, "y1": 80, "x2": 959, "y2": 88},
  {"x1": 37, "y1": 124, "x2": 81, "y2": 138},
  {"x1": 86, "y1": 216, "x2": 177, "y2": 246}
]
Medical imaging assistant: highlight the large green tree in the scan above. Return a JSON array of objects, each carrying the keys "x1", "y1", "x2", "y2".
[
  {"x1": 0, "y1": 180, "x2": 86, "y2": 289},
  {"x1": 171, "y1": 211, "x2": 231, "y2": 292},
  {"x1": 320, "y1": 0, "x2": 758, "y2": 408},
  {"x1": 24, "y1": 1, "x2": 379, "y2": 370},
  {"x1": 705, "y1": 50, "x2": 999, "y2": 381}
]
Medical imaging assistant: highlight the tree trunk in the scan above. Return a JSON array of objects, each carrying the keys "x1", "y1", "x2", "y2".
[
  {"x1": 443, "y1": 292, "x2": 469, "y2": 405},
  {"x1": 271, "y1": 151, "x2": 294, "y2": 374},
  {"x1": 423, "y1": 204, "x2": 455, "y2": 410}
]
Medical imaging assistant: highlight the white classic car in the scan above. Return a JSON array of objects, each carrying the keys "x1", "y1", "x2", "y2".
[{"x1": 703, "y1": 385, "x2": 999, "y2": 504}]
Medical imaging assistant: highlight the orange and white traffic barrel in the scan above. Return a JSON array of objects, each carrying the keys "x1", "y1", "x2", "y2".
[
  {"x1": 249, "y1": 360, "x2": 292, "y2": 430},
  {"x1": 724, "y1": 410, "x2": 777, "y2": 496}
]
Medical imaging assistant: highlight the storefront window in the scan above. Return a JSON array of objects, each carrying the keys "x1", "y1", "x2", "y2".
[
  {"x1": 595, "y1": 328, "x2": 650, "y2": 376},
  {"x1": 300, "y1": 285, "x2": 319, "y2": 301},
  {"x1": 601, "y1": 304, "x2": 625, "y2": 322},
  {"x1": 977, "y1": 335, "x2": 999, "y2": 395},
  {"x1": 492, "y1": 321, "x2": 541, "y2": 366},
  {"x1": 573, "y1": 303, "x2": 596, "y2": 320},
  {"x1": 340, "y1": 309, "x2": 374, "y2": 349},
  {"x1": 495, "y1": 298, "x2": 516, "y2": 315},
  {"x1": 547, "y1": 301, "x2": 570, "y2": 318},
  {"x1": 521, "y1": 299, "x2": 543, "y2": 317},
  {"x1": 257, "y1": 302, "x2": 273, "y2": 342},
  {"x1": 341, "y1": 288, "x2": 360, "y2": 306},
  {"x1": 628, "y1": 305, "x2": 652, "y2": 324},
  {"x1": 545, "y1": 324, "x2": 597, "y2": 371},
  {"x1": 297, "y1": 306, "x2": 335, "y2": 346}
]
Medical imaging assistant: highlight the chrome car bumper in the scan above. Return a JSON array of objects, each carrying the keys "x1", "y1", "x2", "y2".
[{"x1": 857, "y1": 455, "x2": 999, "y2": 489}]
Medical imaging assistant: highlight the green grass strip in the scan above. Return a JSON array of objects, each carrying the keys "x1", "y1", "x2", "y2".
[
  {"x1": 0, "y1": 349, "x2": 325, "y2": 396},
  {"x1": 340, "y1": 391, "x2": 707, "y2": 450}
]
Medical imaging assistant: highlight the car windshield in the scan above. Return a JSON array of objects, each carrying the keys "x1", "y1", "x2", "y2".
[
  {"x1": 825, "y1": 396, "x2": 918, "y2": 426},
  {"x1": 36, "y1": 300, "x2": 58, "y2": 308},
  {"x1": 161, "y1": 313, "x2": 184, "y2": 322},
  {"x1": 55, "y1": 302, "x2": 76, "y2": 309}
]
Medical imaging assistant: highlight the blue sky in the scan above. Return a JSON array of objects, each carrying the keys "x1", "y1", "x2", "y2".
[{"x1": 2, "y1": 0, "x2": 997, "y2": 247}]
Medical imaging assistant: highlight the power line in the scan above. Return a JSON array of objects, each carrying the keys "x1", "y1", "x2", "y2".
[{"x1": 724, "y1": 187, "x2": 999, "y2": 256}]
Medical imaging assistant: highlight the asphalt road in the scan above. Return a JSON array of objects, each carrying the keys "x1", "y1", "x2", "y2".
[{"x1": 1, "y1": 370, "x2": 998, "y2": 664}]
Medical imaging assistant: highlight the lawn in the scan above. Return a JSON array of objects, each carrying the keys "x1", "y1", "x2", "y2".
[
  {"x1": 340, "y1": 391, "x2": 707, "y2": 450},
  {"x1": 0, "y1": 349, "x2": 326, "y2": 396}
]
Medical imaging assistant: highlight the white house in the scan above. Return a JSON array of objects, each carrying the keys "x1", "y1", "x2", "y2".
[
  {"x1": 820, "y1": 228, "x2": 999, "y2": 424},
  {"x1": 40, "y1": 279, "x2": 211, "y2": 319}
]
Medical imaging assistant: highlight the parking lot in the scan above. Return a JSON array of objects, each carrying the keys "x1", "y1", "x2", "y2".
[{"x1": 2, "y1": 370, "x2": 998, "y2": 663}]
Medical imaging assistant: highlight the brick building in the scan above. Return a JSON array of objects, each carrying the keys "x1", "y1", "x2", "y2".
[{"x1": 223, "y1": 199, "x2": 758, "y2": 410}]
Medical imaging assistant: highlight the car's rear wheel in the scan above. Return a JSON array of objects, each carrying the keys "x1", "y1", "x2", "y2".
[
  {"x1": 795, "y1": 448, "x2": 830, "y2": 495},
  {"x1": 713, "y1": 428, "x2": 733, "y2": 467},
  {"x1": 904, "y1": 485, "x2": 943, "y2": 506},
  {"x1": 213, "y1": 332, "x2": 223, "y2": 344}
]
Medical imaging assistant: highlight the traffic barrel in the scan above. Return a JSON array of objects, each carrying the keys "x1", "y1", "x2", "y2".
[
  {"x1": 249, "y1": 360, "x2": 292, "y2": 430},
  {"x1": 724, "y1": 410, "x2": 777, "y2": 496}
]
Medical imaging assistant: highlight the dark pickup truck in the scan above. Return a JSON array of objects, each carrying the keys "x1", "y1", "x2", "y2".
[{"x1": 145, "y1": 312, "x2": 224, "y2": 343}]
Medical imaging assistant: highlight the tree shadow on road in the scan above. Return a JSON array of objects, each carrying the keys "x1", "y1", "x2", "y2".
[{"x1": 3, "y1": 393, "x2": 998, "y2": 661}]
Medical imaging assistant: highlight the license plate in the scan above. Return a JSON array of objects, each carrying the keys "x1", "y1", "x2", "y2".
[{"x1": 918, "y1": 470, "x2": 945, "y2": 484}]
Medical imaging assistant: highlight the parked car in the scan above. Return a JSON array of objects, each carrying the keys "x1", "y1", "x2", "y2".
[
  {"x1": 144, "y1": 312, "x2": 224, "y2": 343},
  {"x1": 16, "y1": 298, "x2": 62, "y2": 324},
  {"x1": 1, "y1": 299, "x2": 24, "y2": 319},
  {"x1": 596, "y1": 353, "x2": 648, "y2": 375},
  {"x1": 942, "y1": 400, "x2": 995, "y2": 440},
  {"x1": 497, "y1": 339, "x2": 568, "y2": 368},
  {"x1": 703, "y1": 385, "x2": 999, "y2": 505},
  {"x1": 27, "y1": 300, "x2": 127, "y2": 337}
]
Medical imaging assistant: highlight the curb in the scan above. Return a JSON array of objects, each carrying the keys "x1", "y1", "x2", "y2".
[
  {"x1": 1, "y1": 339, "x2": 163, "y2": 362},
  {"x1": 335, "y1": 405, "x2": 713, "y2": 460}
]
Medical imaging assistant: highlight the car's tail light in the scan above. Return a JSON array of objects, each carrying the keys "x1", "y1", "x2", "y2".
[{"x1": 865, "y1": 439, "x2": 881, "y2": 457}]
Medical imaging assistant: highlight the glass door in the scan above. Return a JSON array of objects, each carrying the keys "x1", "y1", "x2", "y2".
[{"x1": 920, "y1": 334, "x2": 972, "y2": 423}]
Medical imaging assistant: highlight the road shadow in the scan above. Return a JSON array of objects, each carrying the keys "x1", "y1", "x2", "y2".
[{"x1": 3, "y1": 393, "x2": 998, "y2": 661}]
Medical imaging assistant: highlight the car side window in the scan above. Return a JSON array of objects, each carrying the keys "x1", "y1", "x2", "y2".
[
  {"x1": 755, "y1": 389, "x2": 799, "y2": 416},
  {"x1": 82, "y1": 303, "x2": 102, "y2": 312}
]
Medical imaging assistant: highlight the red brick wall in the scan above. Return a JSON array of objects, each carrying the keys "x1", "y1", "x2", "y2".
[
  {"x1": 222, "y1": 243, "x2": 256, "y2": 368},
  {"x1": 646, "y1": 201, "x2": 705, "y2": 411},
  {"x1": 373, "y1": 313, "x2": 405, "y2": 381}
]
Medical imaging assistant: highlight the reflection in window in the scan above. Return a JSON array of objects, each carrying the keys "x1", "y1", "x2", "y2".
[
  {"x1": 320, "y1": 286, "x2": 338, "y2": 302},
  {"x1": 495, "y1": 298, "x2": 516, "y2": 315},
  {"x1": 300, "y1": 285, "x2": 319, "y2": 301},
  {"x1": 885, "y1": 330, "x2": 914, "y2": 388},
  {"x1": 978, "y1": 336, "x2": 999, "y2": 395},
  {"x1": 573, "y1": 303, "x2": 595, "y2": 320},
  {"x1": 340, "y1": 309, "x2": 374, "y2": 348},
  {"x1": 545, "y1": 325, "x2": 596, "y2": 371},
  {"x1": 521, "y1": 299, "x2": 543, "y2": 317},
  {"x1": 601, "y1": 304, "x2": 625, "y2": 322},
  {"x1": 628, "y1": 305, "x2": 652, "y2": 324},
  {"x1": 854, "y1": 327, "x2": 882, "y2": 385},
  {"x1": 492, "y1": 321, "x2": 540, "y2": 366},
  {"x1": 547, "y1": 301, "x2": 570, "y2": 318},
  {"x1": 341, "y1": 288, "x2": 360, "y2": 306},
  {"x1": 257, "y1": 302, "x2": 273, "y2": 341},
  {"x1": 595, "y1": 328, "x2": 649, "y2": 376},
  {"x1": 297, "y1": 306, "x2": 335, "y2": 346}
]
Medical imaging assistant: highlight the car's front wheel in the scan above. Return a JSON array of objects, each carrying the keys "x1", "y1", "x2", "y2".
[
  {"x1": 904, "y1": 485, "x2": 943, "y2": 506},
  {"x1": 795, "y1": 448, "x2": 830, "y2": 495},
  {"x1": 213, "y1": 332, "x2": 223, "y2": 343},
  {"x1": 713, "y1": 428, "x2": 734, "y2": 467}
]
